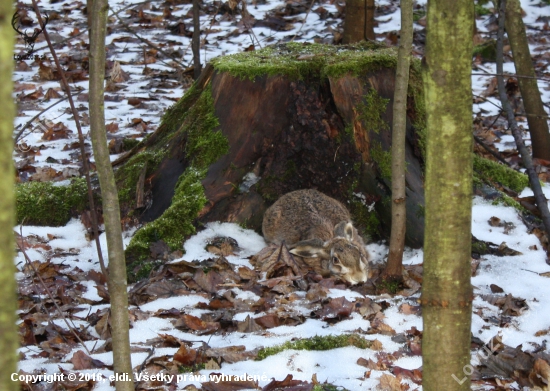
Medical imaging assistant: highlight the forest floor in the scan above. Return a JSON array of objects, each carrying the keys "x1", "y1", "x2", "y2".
[{"x1": 11, "y1": 0, "x2": 550, "y2": 390}]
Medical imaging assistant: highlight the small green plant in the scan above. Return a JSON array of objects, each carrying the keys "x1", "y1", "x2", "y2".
[
  {"x1": 313, "y1": 385, "x2": 349, "y2": 391},
  {"x1": 256, "y1": 334, "x2": 372, "y2": 361},
  {"x1": 378, "y1": 279, "x2": 401, "y2": 294},
  {"x1": 370, "y1": 141, "x2": 392, "y2": 180},
  {"x1": 474, "y1": 2, "x2": 493, "y2": 16},
  {"x1": 178, "y1": 363, "x2": 206, "y2": 373},
  {"x1": 413, "y1": 9, "x2": 426, "y2": 22}
]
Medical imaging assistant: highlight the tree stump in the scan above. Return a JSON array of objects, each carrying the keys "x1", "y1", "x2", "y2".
[{"x1": 116, "y1": 42, "x2": 426, "y2": 271}]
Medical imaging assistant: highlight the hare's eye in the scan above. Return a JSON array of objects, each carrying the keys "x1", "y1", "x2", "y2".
[{"x1": 332, "y1": 256, "x2": 341, "y2": 264}]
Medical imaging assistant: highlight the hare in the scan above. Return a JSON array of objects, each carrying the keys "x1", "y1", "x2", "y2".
[{"x1": 262, "y1": 189, "x2": 370, "y2": 284}]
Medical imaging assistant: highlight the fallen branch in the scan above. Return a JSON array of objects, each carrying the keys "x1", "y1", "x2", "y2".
[
  {"x1": 496, "y1": 0, "x2": 550, "y2": 250},
  {"x1": 473, "y1": 135, "x2": 511, "y2": 167}
]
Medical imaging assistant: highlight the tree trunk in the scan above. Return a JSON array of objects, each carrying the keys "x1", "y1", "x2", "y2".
[
  {"x1": 117, "y1": 44, "x2": 427, "y2": 274},
  {"x1": 504, "y1": 0, "x2": 550, "y2": 161},
  {"x1": 343, "y1": 0, "x2": 376, "y2": 43},
  {"x1": 89, "y1": 0, "x2": 134, "y2": 389},
  {"x1": 497, "y1": 1, "x2": 550, "y2": 251},
  {"x1": 192, "y1": 0, "x2": 202, "y2": 79},
  {"x1": 383, "y1": 0, "x2": 413, "y2": 280},
  {"x1": 421, "y1": 1, "x2": 473, "y2": 390},
  {"x1": 0, "y1": 1, "x2": 18, "y2": 389}
]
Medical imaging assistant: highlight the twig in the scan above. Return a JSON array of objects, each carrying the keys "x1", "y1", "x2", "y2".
[
  {"x1": 17, "y1": 227, "x2": 92, "y2": 355},
  {"x1": 496, "y1": 0, "x2": 550, "y2": 249},
  {"x1": 473, "y1": 135, "x2": 511, "y2": 167},
  {"x1": 111, "y1": 8, "x2": 187, "y2": 69},
  {"x1": 473, "y1": 93, "x2": 503, "y2": 111},
  {"x1": 520, "y1": 268, "x2": 543, "y2": 275},
  {"x1": 473, "y1": 93, "x2": 550, "y2": 120},
  {"x1": 31, "y1": 0, "x2": 108, "y2": 277},
  {"x1": 240, "y1": 1, "x2": 262, "y2": 49},
  {"x1": 291, "y1": 0, "x2": 316, "y2": 41},
  {"x1": 14, "y1": 95, "x2": 69, "y2": 144},
  {"x1": 472, "y1": 72, "x2": 550, "y2": 83}
]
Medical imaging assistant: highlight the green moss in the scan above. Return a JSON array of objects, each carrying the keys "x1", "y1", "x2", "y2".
[
  {"x1": 357, "y1": 88, "x2": 390, "y2": 134},
  {"x1": 344, "y1": 124, "x2": 354, "y2": 137},
  {"x1": 370, "y1": 142, "x2": 392, "y2": 180},
  {"x1": 473, "y1": 40, "x2": 497, "y2": 62},
  {"x1": 128, "y1": 259, "x2": 163, "y2": 282},
  {"x1": 256, "y1": 334, "x2": 372, "y2": 361},
  {"x1": 313, "y1": 385, "x2": 349, "y2": 391},
  {"x1": 471, "y1": 241, "x2": 488, "y2": 255},
  {"x1": 211, "y1": 42, "x2": 397, "y2": 81},
  {"x1": 256, "y1": 175, "x2": 279, "y2": 202},
  {"x1": 413, "y1": 8, "x2": 426, "y2": 22},
  {"x1": 178, "y1": 363, "x2": 206, "y2": 373},
  {"x1": 122, "y1": 138, "x2": 140, "y2": 151},
  {"x1": 474, "y1": 1, "x2": 493, "y2": 16},
  {"x1": 114, "y1": 88, "x2": 206, "y2": 207},
  {"x1": 408, "y1": 60, "x2": 427, "y2": 157},
  {"x1": 15, "y1": 178, "x2": 89, "y2": 226},
  {"x1": 117, "y1": 150, "x2": 164, "y2": 204},
  {"x1": 415, "y1": 204, "x2": 425, "y2": 219},
  {"x1": 473, "y1": 155, "x2": 529, "y2": 193},
  {"x1": 378, "y1": 279, "x2": 401, "y2": 294},
  {"x1": 283, "y1": 160, "x2": 297, "y2": 181},
  {"x1": 349, "y1": 196, "x2": 380, "y2": 238},
  {"x1": 125, "y1": 85, "x2": 228, "y2": 271},
  {"x1": 492, "y1": 193, "x2": 527, "y2": 213},
  {"x1": 126, "y1": 168, "x2": 208, "y2": 261},
  {"x1": 183, "y1": 88, "x2": 228, "y2": 169},
  {"x1": 159, "y1": 84, "x2": 202, "y2": 134}
]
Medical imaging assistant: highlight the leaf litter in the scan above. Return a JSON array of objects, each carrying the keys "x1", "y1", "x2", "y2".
[{"x1": 11, "y1": 0, "x2": 550, "y2": 389}]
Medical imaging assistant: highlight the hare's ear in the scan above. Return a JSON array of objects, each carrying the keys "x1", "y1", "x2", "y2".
[
  {"x1": 334, "y1": 221, "x2": 356, "y2": 242},
  {"x1": 289, "y1": 239, "x2": 330, "y2": 259}
]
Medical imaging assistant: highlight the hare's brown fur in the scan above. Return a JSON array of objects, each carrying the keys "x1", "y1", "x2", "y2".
[{"x1": 262, "y1": 189, "x2": 370, "y2": 284}]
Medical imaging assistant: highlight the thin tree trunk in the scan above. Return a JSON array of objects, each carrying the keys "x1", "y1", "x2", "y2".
[
  {"x1": 383, "y1": 0, "x2": 413, "y2": 280},
  {"x1": 421, "y1": 1, "x2": 473, "y2": 390},
  {"x1": 504, "y1": 0, "x2": 550, "y2": 161},
  {"x1": 496, "y1": 1, "x2": 550, "y2": 244},
  {"x1": 192, "y1": 0, "x2": 202, "y2": 79},
  {"x1": 89, "y1": 0, "x2": 134, "y2": 389},
  {"x1": 343, "y1": 0, "x2": 375, "y2": 43},
  {"x1": 365, "y1": 0, "x2": 375, "y2": 40},
  {"x1": 0, "y1": 1, "x2": 19, "y2": 389}
]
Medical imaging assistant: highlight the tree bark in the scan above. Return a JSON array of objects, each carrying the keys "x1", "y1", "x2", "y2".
[
  {"x1": 383, "y1": 0, "x2": 413, "y2": 280},
  {"x1": 343, "y1": 0, "x2": 375, "y2": 43},
  {"x1": 89, "y1": 0, "x2": 134, "y2": 389},
  {"x1": 421, "y1": 1, "x2": 473, "y2": 390},
  {"x1": 504, "y1": 0, "x2": 550, "y2": 161},
  {"x1": 0, "y1": 1, "x2": 19, "y2": 389}
]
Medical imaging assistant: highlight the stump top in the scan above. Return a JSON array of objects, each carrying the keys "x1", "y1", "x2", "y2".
[{"x1": 211, "y1": 42, "x2": 399, "y2": 81}]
